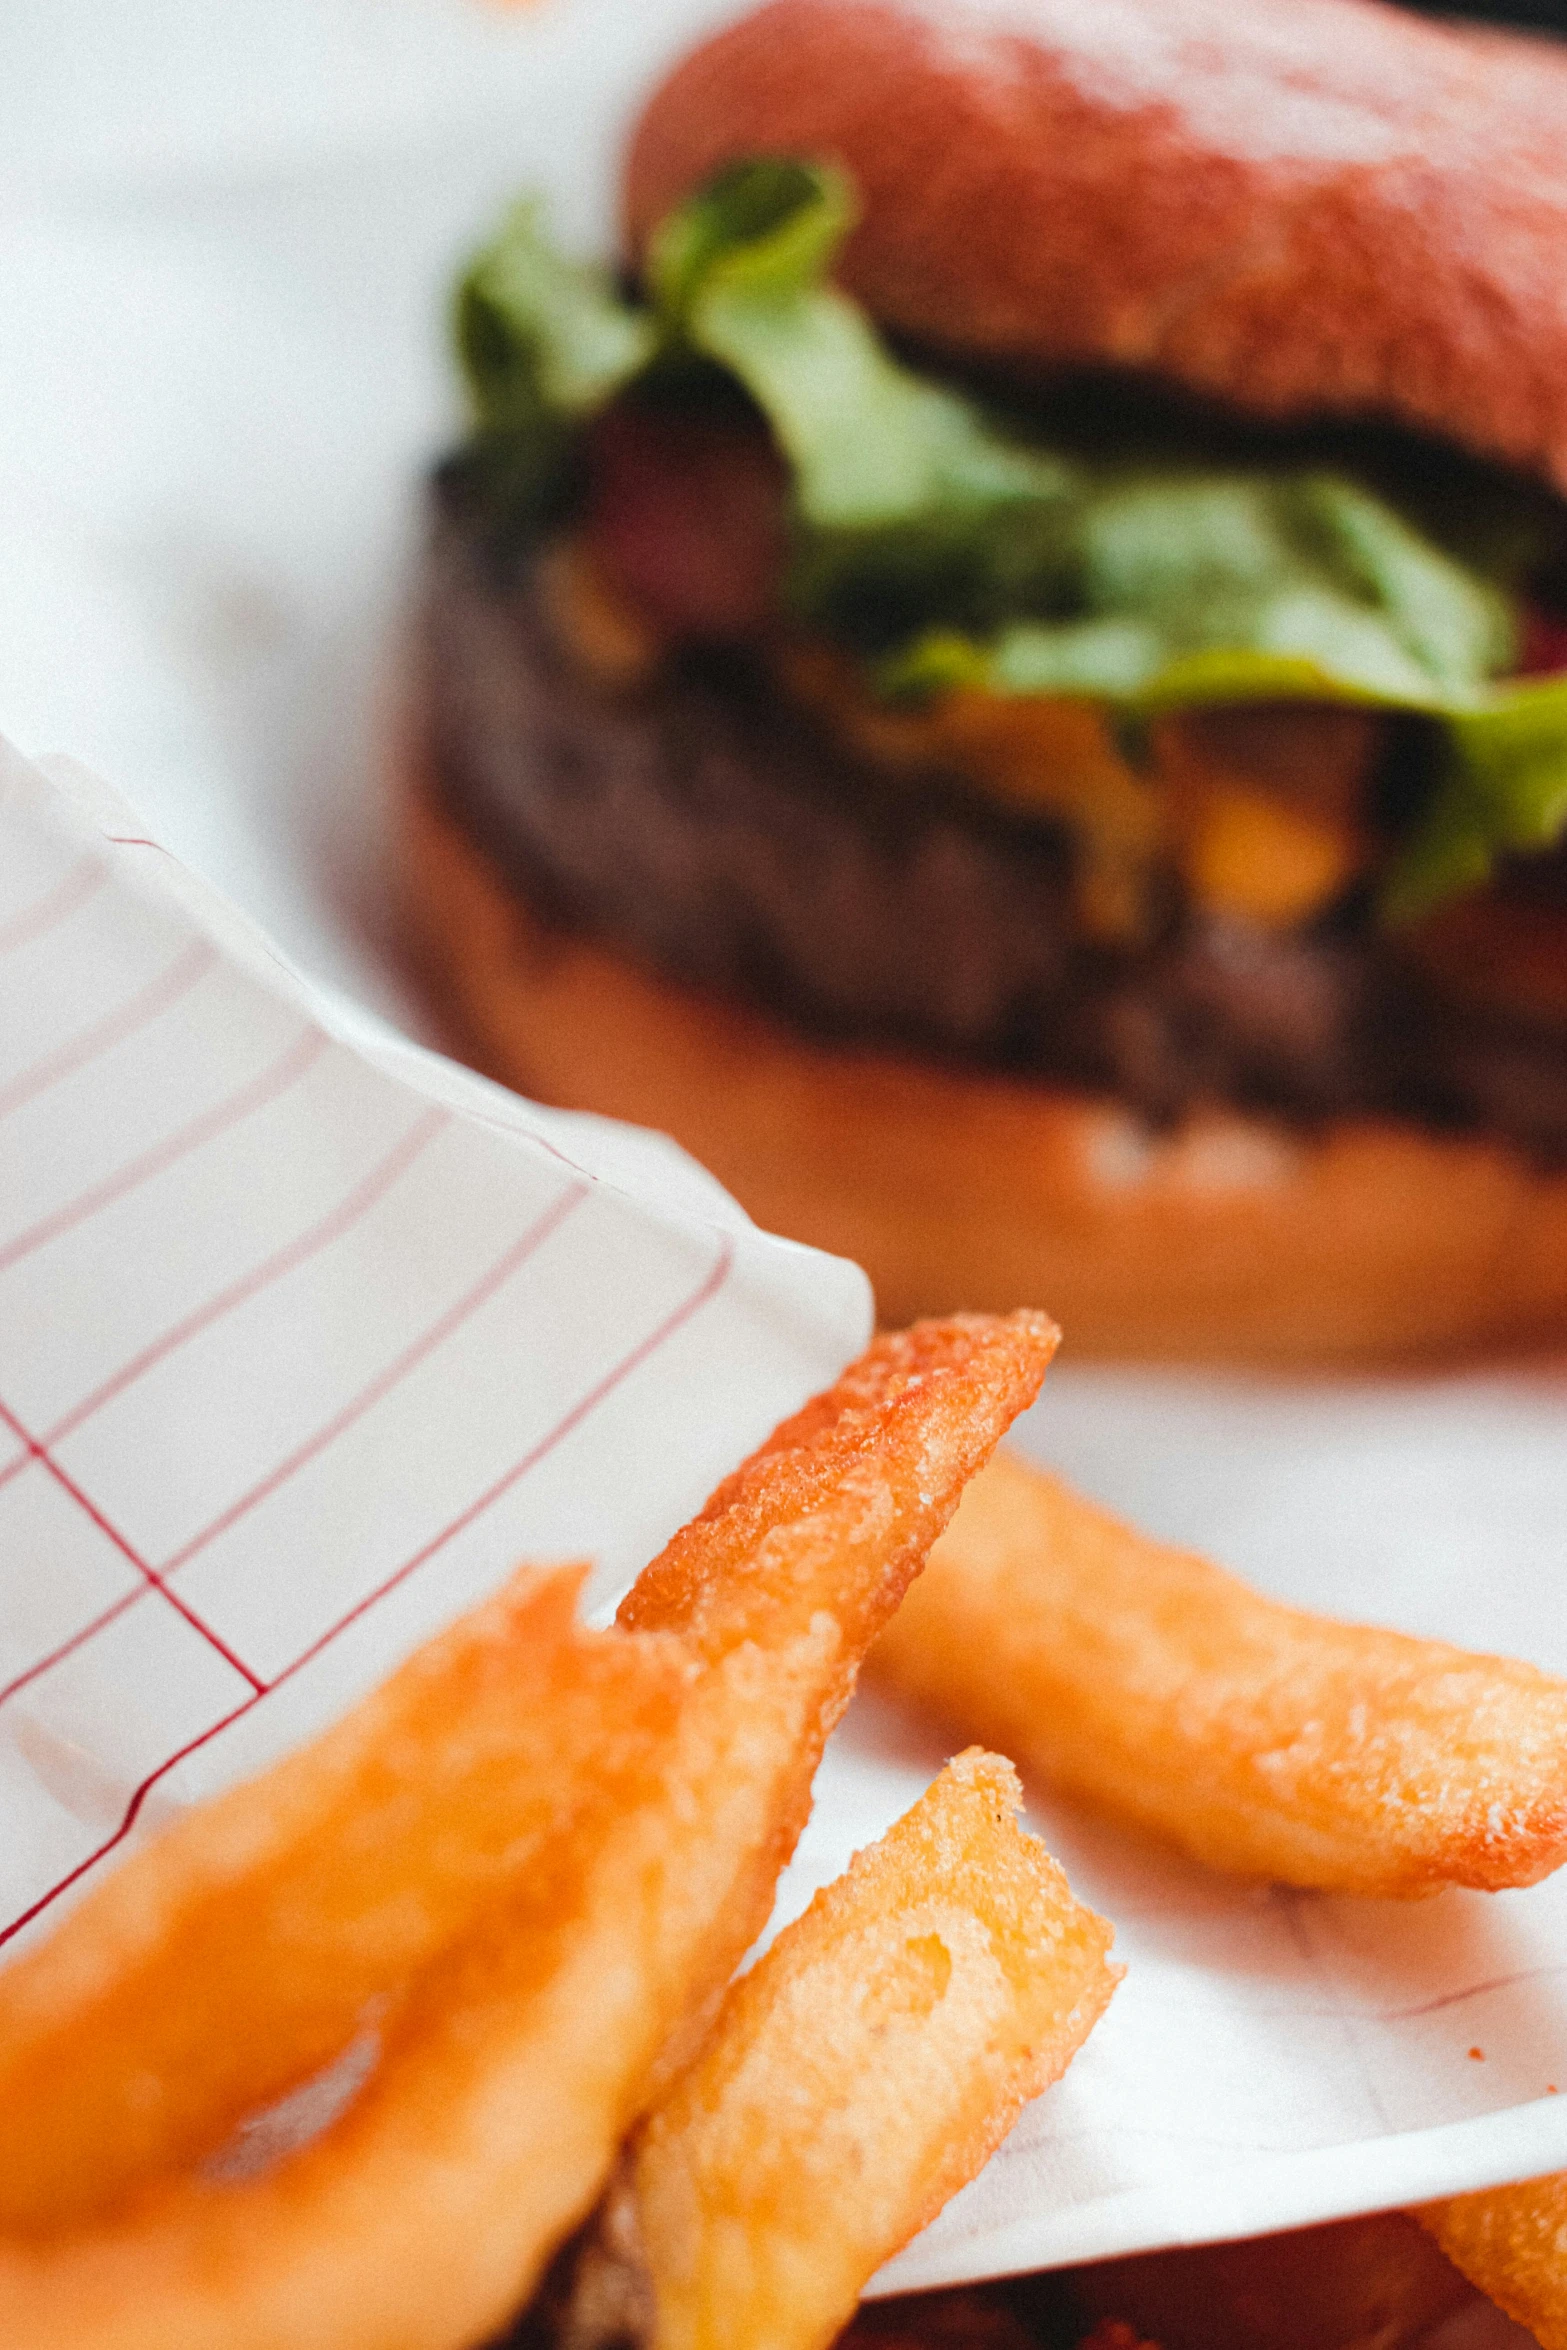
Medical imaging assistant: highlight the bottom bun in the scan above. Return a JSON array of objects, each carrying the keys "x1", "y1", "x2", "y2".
[{"x1": 396, "y1": 765, "x2": 1567, "y2": 1362}]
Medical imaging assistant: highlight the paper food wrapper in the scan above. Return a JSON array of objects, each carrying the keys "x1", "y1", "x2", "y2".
[
  {"x1": 7, "y1": 736, "x2": 1567, "y2": 2299},
  {"x1": 7, "y1": 0, "x2": 1567, "y2": 2296},
  {"x1": 0, "y1": 734, "x2": 871, "y2": 1949},
  {"x1": 868, "y1": 1360, "x2": 1567, "y2": 2289}
]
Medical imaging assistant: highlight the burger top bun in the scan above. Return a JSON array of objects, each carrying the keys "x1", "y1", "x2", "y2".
[{"x1": 624, "y1": 0, "x2": 1567, "y2": 495}]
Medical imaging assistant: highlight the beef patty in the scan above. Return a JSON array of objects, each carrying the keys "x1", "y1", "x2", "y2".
[{"x1": 420, "y1": 478, "x2": 1567, "y2": 1161}]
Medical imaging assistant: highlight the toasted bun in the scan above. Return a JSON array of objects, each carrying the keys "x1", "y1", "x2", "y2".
[
  {"x1": 396, "y1": 753, "x2": 1567, "y2": 1363},
  {"x1": 625, "y1": 0, "x2": 1567, "y2": 494}
]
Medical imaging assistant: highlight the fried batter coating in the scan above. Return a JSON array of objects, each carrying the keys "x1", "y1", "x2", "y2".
[
  {"x1": 633, "y1": 1751, "x2": 1118, "y2": 2350},
  {"x1": 871, "y1": 1450, "x2": 1567, "y2": 1895},
  {"x1": 0, "y1": 1564, "x2": 691, "y2": 2229},
  {"x1": 0, "y1": 1315, "x2": 1056, "y2": 2350},
  {"x1": 1420, "y1": 2171, "x2": 1567, "y2": 2350}
]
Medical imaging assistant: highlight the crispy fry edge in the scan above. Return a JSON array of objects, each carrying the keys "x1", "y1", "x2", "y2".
[
  {"x1": 632, "y1": 1749, "x2": 1120, "y2": 2350},
  {"x1": 620, "y1": 1312, "x2": 1060, "y2": 1669},
  {"x1": 1418, "y1": 2172, "x2": 1567, "y2": 2350},
  {"x1": 0, "y1": 1314, "x2": 1058, "y2": 2350},
  {"x1": 869, "y1": 1449, "x2": 1567, "y2": 1897},
  {"x1": 621, "y1": 1309, "x2": 1058, "y2": 2095},
  {"x1": 0, "y1": 1562, "x2": 694, "y2": 2231}
]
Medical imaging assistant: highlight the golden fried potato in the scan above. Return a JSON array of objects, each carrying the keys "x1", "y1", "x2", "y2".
[
  {"x1": 1419, "y1": 2171, "x2": 1567, "y2": 2349},
  {"x1": 0, "y1": 1635, "x2": 824, "y2": 2350},
  {"x1": 0, "y1": 1316, "x2": 1057, "y2": 2350},
  {"x1": 632, "y1": 1750, "x2": 1119, "y2": 2350},
  {"x1": 870, "y1": 1450, "x2": 1567, "y2": 1896},
  {"x1": 621, "y1": 1315, "x2": 1059, "y2": 1668},
  {"x1": 0, "y1": 1564, "x2": 691, "y2": 2230},
  {"x1": 622, "y1": 1311, "x2": 1058, "y2": 2088}
]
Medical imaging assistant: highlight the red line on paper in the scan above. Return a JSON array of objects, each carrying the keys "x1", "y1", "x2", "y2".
[
  {"x1": 0, "y1": 1230, "x2": 733, "y2": 1948},
  {"x1": 157, "y1": 1178, "x2": 592, "y2": 1581},
  {"x1": 1376, "y1": 1965, "x2": 1567, "y2": 2023},
  {"x1": 105, "y1": 837, "x2": 170, "y2": 853},
  {"x1": 0, "y1": 1394, "x2": 264, "y2": 1694},
  {"x1": 0, "y1": 854, "x2": 107, "y2": 961},
  {"x1": 30, "y1": 1104, "x2": 449, "y2": 1466},
  {"x1": 0, "y1": 1696, "x2": 261, "y2": 1950},
  {"x1": 0, "y1": 1106, "x2": 444, "y2": 1697},
  {"x1": 0, "y1": 1025, "x2": 328, "y2": 1284},
  {"x1": 0, "y1": 937, "x2": 217, "y2": 1127},
  {"x1": 0, "y1": 1174, "x2": 580, "y2": 1712},
  {"x1": 0, "y1": 1584, "x2": 145, "y2": 1709},
  {"x1": 275, "y1": 1231, "x2": 736, "y2": 1680}
]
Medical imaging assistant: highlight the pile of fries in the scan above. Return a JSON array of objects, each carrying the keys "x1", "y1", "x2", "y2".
[{"x1": 3, "y1": 1308, "x2": 1564, "y2": 2350}]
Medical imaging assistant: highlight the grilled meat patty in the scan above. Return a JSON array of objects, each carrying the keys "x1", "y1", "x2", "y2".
[{"x1": 421, "y1": 468, "x2": 1567, "y2": 1161}]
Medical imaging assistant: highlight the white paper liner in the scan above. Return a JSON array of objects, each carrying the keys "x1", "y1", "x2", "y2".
[
  {"x1": 838, "y1": 1363, "x2": 1567, "y2": 2284},
  {"x1": 0, "y1": 736, "x2": 870, "y2": 1953},
  {"x1": 7, "y1": 0, "x2": 1567, "y2": 2288},
  {"x1": 8, "y1": 752, "x2": 1567, "y2": 2295}
]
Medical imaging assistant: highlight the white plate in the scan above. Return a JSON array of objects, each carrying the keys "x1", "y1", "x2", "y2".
[{"x1": 3, "y1": 0, "x2": 1566, "y2": 2288}]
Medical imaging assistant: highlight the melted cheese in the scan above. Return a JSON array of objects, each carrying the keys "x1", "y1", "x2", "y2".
[{"x1": 782, "y1": 643, "x2": 1165, "y2": 940}]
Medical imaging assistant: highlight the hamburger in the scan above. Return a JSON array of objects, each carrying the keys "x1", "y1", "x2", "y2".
[{"x1": 400, "y1": 0, "x2": 1567, "y2": 1360}]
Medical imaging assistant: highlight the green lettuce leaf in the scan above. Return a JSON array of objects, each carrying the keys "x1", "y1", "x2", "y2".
[
  {"x1": 1385, "y1": 676, "x2": 1567, "y2": 918},
  {"x1": 456, "y1": 198, "x2": 654, "y2": 435},
  {"x1": 881, "y1": 621, "x2": 1567, "y2": 916},
  {"x1": 648, "y1": 159, "x2": 1075, "y2": 530},
  {"x1": 648, "y1": 158, "x2": 1083, "y2": 648},
  {"x1": 880, "y1": 470, "x2": 1513, "y2": 705},
  {"x1": 451, "y1": 161, "x2": 1567, "y2": 912}
]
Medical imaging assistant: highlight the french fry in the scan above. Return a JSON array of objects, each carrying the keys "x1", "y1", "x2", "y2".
[
  {"x1": 631, "y1": 1750, "x2": 1119, "y2": 2350},
  {"x1": 869, "y1": 1450, "x2": 1567, "y2": 1896},
  {"x1": 620, "y1": 1310, "x2": 1058, "y2": 2084},
  {"x1": 621, "y1": 1314, "x2": 1059, "y2": 1666},
  {"x1": 1418, "y1": 2171, "x2": 1567, "y2": 2350},
  {"x1": 0, "y1": 1315, "x2": 1056, "y2": 2350},
  {"x1": 0, "y1": 1631, "x2": 826, "y2": 2350},
  {"x1": 0, "y1": 1564, "x2": 692, "y2": 2230}
]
